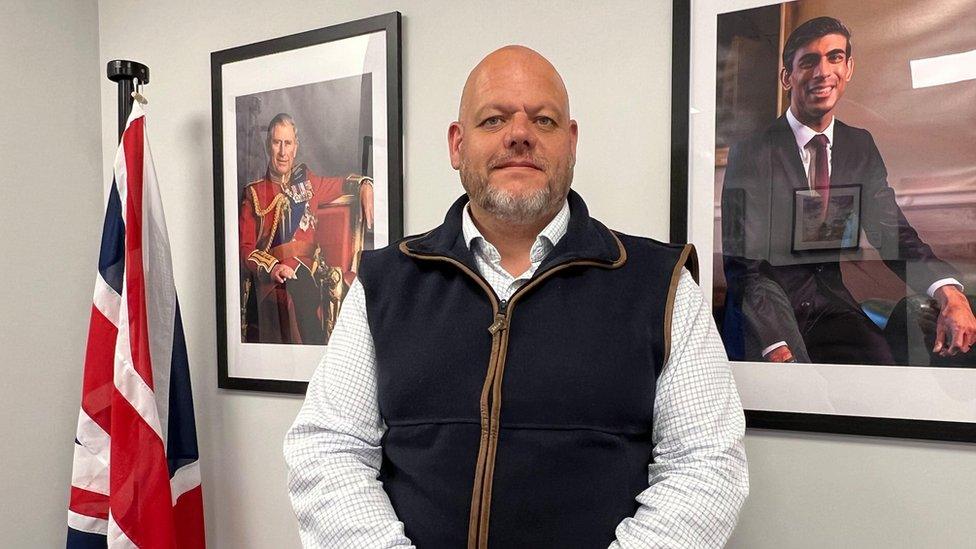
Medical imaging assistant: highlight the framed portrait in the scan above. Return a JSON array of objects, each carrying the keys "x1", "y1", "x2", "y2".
[
  {"x1": 671, "y1": 0, "x2": 976, "y2": 441},
  {"x1": 212, "y1": 12, "x2": 402, "y2": 393},
  {"x1": 791, "y1": 185, "x2": 861, "y2": 252}
]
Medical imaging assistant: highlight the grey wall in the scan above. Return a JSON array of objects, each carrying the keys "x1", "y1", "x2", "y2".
[
  {"x1": 729, "y1": 431, "x2": 976, "y2": 548},
  {"x1": 0, "y1": 0, "x2": 102, "y2": 547},
  {"x1": 4, "y1": 0, "x2": 975, "y2": 546}
]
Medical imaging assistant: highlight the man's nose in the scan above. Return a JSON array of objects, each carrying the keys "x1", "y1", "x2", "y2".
[
  {"x1": 505, "y1": 113, "x2": 537, "y2": 150},
  {"x1": 814, "y1": 56, "x2": 831, "y2": 77}
]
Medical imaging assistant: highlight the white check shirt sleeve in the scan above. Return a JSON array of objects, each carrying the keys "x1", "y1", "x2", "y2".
[
  {"x1": 611, "y1": 269, "x2": 749, "y2": 548},
  {"x1": 284, "y1": 280, "x2": 415, "y2": 548}
]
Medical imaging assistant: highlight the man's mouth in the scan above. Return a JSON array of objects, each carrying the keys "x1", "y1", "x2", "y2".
[
  {"x1": 808, "y1": 85, "x2": 834, "y2": 98},
  {"x1": 493, "y1": 160, "x2": 542, "y2": 170}
]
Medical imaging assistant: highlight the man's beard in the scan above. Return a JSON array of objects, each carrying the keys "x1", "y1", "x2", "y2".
[{"x1": 460, "y1": 154, "x2": 573, "y2": 225}]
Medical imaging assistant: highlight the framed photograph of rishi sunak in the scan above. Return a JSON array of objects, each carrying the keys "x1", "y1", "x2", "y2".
[
  {"x1": 212, "y1": 12, "x2": 402, "y2": 394},
  {"x1": 671, "y1": 0, "x2": 976, "y2": 441}
]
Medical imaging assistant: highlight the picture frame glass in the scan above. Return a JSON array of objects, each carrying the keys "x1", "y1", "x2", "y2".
[
  {"x1": 680, "y1": 0, "x2": 976, "y2": 432},
  {"x1": 213, "y1": 15, "x2": 401, "y2": 393}
]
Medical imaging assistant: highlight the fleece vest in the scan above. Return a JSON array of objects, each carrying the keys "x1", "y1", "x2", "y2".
[{"x1": 357, "y1": 191, "x2": 698, "y2": 549}]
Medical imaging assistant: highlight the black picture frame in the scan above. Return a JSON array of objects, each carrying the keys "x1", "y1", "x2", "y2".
[
  {"x1": 212, "y1": 12, "x2": 402, "y2": 394},
  {"x1": 791, "y1": 184, "x2": 861, "y2": 253},
  {"x1": 669, "y1": 0, "x2": 976, "y2": 442}
]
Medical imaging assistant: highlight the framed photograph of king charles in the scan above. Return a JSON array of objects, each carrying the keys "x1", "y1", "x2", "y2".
[
  {"x1": 672, "y1": 0, "x2": 976, "y2": 441},
  {"x1": 212, "y1": 12, "x2": 402, "y2": 393}
]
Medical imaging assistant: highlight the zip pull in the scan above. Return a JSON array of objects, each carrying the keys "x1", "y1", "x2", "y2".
[{"x1": 488, "y1": 299, "x2": 509, "y2": 334}]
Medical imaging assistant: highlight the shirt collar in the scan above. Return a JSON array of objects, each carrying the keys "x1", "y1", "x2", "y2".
[
  {"x1": 786, "y1": 107, "x2": 835, "y2": 149},
  {"x1": 462, "y1": 199, "x2": 571, "y2": 260}
]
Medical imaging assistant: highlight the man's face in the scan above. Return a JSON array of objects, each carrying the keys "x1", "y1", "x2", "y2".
[
  {"x1": 449, "y1": 49, "x2": 578, "y2": 224},
  {"x1": 781, "y1": 33, "x2": 854, "y2": 123},
  {"x1": 268, "y1": 122, "x2": 298, "y2": 178}
]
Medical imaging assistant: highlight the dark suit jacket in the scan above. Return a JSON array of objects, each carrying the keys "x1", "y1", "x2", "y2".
[{"x1": 720, "y1": 115, "x2": 957, "y2": 360}]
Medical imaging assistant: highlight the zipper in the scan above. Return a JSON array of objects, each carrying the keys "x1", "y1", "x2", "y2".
[
  {"x1": 488, "y1": 300, "x2": 508, "y2": 334},
  {"x1": 473, "y1": 259, "x2": 626, "y2": 548},
  {"x1": 398, "y1": 236, "x2": 626, "y2": 549}
]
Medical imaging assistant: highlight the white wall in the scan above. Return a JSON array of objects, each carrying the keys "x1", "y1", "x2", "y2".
[
  {"x1": 0, "y1": 1, "x2": 102, "y2": 547},
  {"x1": 4, "y1": 0, "x2": 975, "y2": 547}
]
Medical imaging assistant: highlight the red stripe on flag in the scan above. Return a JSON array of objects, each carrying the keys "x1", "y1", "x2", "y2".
[
  {"x1": 121, "y1": 118, "x2": 154, "y2": 389},
  {"x1": 110, "y1": 390, "x2": 175, "y2": 548},
  {"x1": 81, "y1": 304, "x2": 117, "y2": 433},
  {"x1": 69, "y1": 486, "x2": 110, "y2": 520},
  {"x1": 174, "y1": 486, "x2": 207, "y2": 549},
  {"x1": 114, "y1": 116, "x2": 177, "y2": 546}
]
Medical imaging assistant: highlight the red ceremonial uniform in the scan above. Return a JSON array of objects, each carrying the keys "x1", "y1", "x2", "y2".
[{"x1": 239, "y1": 166, "x2": 345, "y2": 343}]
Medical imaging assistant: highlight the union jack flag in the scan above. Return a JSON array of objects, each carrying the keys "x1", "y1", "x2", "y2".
[{"x1": 67, "y1": 102, "x2": 205, "y2": 548}]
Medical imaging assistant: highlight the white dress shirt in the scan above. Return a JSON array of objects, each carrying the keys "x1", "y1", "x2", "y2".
[
  {"x1": 285, "y1": 200, "x2": 749, "y2": 548},
  {"x1": 786, "y1": 107, "x2": 835, "y2": 188}
]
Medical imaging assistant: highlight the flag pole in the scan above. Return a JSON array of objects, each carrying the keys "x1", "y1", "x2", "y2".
[{"x1": 106, "y1": 60, "x2": 149, "y2": 142}]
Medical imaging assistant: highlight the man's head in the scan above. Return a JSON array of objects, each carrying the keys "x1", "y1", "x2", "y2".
[
  {"x1": 449, "y1": 46, "x2": 578, "y2": 225},
  {"x1": 266, "y1": 113, "x2": 299, "y2": 180},
  {"x1": 780, "y1": 17, "x2": 854, "y2": 125}
]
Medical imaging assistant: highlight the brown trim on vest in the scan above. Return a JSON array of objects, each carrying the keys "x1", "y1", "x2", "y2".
[
  {"x1": 397, "y1": 239, "x2": 501, "y2": 549},
  {"x1": 662, "y1": 244, "x2": 698, "y2": 366},
  {"x1": 399, "y1": 233, "x2": 628, "y2": 549}
]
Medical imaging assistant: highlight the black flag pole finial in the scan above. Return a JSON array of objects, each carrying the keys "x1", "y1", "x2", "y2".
[{"x1": 107, "y1": 60, "x2": 150, "y2": 142}]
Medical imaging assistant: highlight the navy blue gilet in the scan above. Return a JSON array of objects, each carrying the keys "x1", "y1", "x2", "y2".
[{"x1": 357, "y1": 191, "x2": 698, "y2": 549}]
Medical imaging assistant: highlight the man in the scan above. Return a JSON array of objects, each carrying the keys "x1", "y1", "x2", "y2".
[
  {"x1": 721, "y1": 17, "x2": 976, "y2": 364},
  {"x1": 285, "y1": 46, "x2": 747, "y2": 548},
  {"x1": 238, "y1": 113, "x2": 374, "y2": 344}
]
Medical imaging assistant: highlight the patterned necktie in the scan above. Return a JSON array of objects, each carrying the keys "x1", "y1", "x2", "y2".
[{"x1": 808, "y1": 134, "x2": 830, "y2": 218}]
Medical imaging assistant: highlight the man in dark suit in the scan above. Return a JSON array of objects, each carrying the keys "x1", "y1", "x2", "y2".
[{"x1": 721, "y1": 16, "x2": 976, "y2": 364}]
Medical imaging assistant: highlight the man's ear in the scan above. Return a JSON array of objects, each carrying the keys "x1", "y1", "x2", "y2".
[
  {"x1": 779, "y1": 67, "x2": 792, "y2": 91},
  {"x1": 448, "y1": 122, "x2": 463, "y2": 170},
  {"x1": 569, "y1": 119, "x2": 579, "y2": 161},
  {"x1": 845, "y1": 56, "x2": 854, "y2": 82}
]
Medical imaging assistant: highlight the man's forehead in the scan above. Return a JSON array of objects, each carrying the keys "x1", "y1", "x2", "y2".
[
  {"x1": 470, "y1": 73, "x2": 565, "y2": 109},
  {"x1": 797, "y1": 33, "x2": 848, "y2": 53},
  {"x1": 460, "y1": 46, "x2": 570, "y2": 119},
  {"x1": 271, "y1": 122, "x2": 296, "y2": 138}
]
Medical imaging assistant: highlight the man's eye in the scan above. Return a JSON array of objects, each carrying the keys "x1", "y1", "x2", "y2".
[
  {"x1": 829, "y1": 54, "x2": 845, "y2": 63},
  {"x1": 536, "y1": 117, "x2": 555, "y2": 127},
  {"x1": 482, "y1": 116, "x2": 503, "y2": 127}
]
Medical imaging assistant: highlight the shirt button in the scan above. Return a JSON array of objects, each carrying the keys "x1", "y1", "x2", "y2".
[{"x1": 816, "y1": 265, "x2": 824, "y2": 273}]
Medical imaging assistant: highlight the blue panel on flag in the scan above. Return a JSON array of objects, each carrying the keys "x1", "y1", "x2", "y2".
[
  {"x1": 67, "y1": 527, "x2": 106, "y2": 548},
  {"x1": 98, "y1": 182, "x2": 125, "y2": 295},
  {"x1": 167, "y1": 299, "x2": 201, "y2": 477}
]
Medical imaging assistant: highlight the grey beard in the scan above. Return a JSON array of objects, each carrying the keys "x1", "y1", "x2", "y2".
[
  {"x1": 474, "y1": 183, "x2": 554, "y2": 224},
  {"x1": 461, "y1": 164, "x2": 572, "y2": 225}
]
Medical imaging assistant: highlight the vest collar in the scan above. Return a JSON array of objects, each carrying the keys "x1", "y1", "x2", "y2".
[{"x1": 401, "y1": 190, "x2": 625, "y2": 273}]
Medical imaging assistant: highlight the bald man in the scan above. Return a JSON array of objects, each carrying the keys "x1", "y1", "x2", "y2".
[{"x1": 285, "y1": 46, "x2": 748, "y2": 548}]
